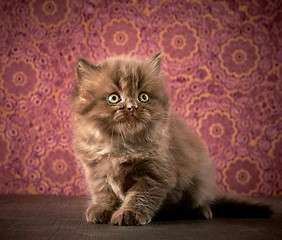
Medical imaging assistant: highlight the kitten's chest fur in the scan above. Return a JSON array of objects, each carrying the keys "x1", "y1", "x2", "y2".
[
  {"x1": 95, "y1": 152, "x2": 145, "y2": 201},
  {"x1": 89, "y1": 138, "x2": 172, "y2": 200},
  {"x1": 106, "y1": 160, "x2": 135, "y2": 201}
]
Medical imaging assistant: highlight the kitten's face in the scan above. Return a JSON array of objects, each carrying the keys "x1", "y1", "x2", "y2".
[{"x1": 72, "y1": 54, "x2": 169, "y2": 139}]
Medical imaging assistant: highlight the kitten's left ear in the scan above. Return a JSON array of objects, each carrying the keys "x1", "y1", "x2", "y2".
[{"x1": 148, "y1": 52, "x2": 161, "y2": 73}]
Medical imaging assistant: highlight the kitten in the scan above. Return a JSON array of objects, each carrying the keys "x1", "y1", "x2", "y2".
[{"x1": 70, "y1": 54, "x2": 271, "y2": 226}]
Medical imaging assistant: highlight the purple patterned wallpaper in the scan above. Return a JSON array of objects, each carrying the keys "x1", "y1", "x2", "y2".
[{"x1": 0, "y1": 0, "x2": 281, "y2": 196}]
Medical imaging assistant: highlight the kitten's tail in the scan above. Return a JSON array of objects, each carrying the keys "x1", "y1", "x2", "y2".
[{"x1": 210, "y1": 194, "x2": 273, "y2": 218}]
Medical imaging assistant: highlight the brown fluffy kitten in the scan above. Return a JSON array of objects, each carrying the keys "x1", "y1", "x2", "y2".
[{"x1": 70, "y1": 54, "x2": 271, "y2": 226}]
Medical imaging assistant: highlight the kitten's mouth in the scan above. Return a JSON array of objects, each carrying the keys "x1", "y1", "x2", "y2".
[
  {"x1": 114, "y1": 111, "x2": 140, "y2": 123},
  {"x1": 127, "y1": 113, "x2": 138, "y2": 121}
]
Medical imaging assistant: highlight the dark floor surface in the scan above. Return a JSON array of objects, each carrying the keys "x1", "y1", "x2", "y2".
[{"x1": 0, "y1": 195, "x2": 281, "y2": 240}]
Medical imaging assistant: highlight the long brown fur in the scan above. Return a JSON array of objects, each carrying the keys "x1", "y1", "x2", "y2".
[{"x1": 70, "y1": 54, "x2": 271, "y2": 226}]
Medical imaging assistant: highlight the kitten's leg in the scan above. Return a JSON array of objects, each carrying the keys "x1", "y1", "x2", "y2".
[
  {"x1": 180, "y1": 192, "x2": 213, "y2": 219},
  {"x1": 86, "y1": 179, "x2": 120, "y2": 224},
  {"x1": 110, "y1": 176, "x2": 170, "y2": 226},
  {"x1": 186, "y1": 161, "x2": 217, "y2": 219},
  {"x1": 183, "y1": 184, "x2": 216, "y2": 219}
]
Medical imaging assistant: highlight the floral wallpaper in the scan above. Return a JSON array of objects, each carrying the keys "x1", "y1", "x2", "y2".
[{"x1": 0, "y1": 0, "x2": 281, "y2": 196}]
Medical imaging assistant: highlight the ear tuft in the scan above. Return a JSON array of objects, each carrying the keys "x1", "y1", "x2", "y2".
[{"x1": 148, "y1": 52, "x2": 161, "y2": 73}]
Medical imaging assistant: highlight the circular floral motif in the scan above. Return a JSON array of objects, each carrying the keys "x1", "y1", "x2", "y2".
[
  {"x1": 1, "y1": 60, "x2": 38, "y2": 97},
  {"x1": 31, "y1": 0, "x2": 68, "y2": 27},
  {"x1": 236, "y1": 169, "x2": 251, "y2": 184},
  {"x1": 36, "y1": 180, "x2": 49, "y2": 194},
  {"x1": 102, "y1": 19, "x2": 140, "y2": 55},
  {"x1": 199, "y1": 112, "x2": 236, "y2": 147},
  {"x1": 114, "y1": 31, "x2": 128, "y2": 46},
  {"x1": 220, "y1": 38, "x2": 259, "y2": 76},
  {"x1": 210, "y1": 123, "x2": 224, "y2": 138},
  {"x1": 224, "y1": 158, "x2": 262, "y2": 194},
  {"x1": 42, "y1": 149, "x2": 77, "y2": 185},
  {"x1": 240, "y1": 23, "x2": 254, "y2": 38},
  {"x1": 161, "y1": 23, "x2": 198, "y2": 60}
]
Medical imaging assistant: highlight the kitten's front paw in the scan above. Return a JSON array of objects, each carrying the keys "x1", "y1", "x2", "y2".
[
  {"x1": 111, "y1": 208, "x2": 152, "y2": 226},
  {"x1": 86, "y1": 205, "x2": 113, "y2": 224}
]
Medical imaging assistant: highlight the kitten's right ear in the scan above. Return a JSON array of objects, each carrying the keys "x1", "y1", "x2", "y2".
[{"x1": 75, "y1": 58, "x2": 100, "y2": 84}]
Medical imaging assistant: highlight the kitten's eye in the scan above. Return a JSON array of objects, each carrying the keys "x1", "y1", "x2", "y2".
[
  {"x1": 138, "y1": 93, "x2": 149, "y2": 103},
  {"x1": 108, "y1": 93, "x2": 121, "y2": 104}
]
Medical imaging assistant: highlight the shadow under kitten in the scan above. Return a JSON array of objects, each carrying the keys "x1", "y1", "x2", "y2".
[{"x1": 153, "y1": 195, "x2": 272, "y2": 222}]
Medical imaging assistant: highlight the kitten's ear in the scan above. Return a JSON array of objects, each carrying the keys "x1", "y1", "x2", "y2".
[
  {"x1": 148, "y1": 52, "x2": 161, "y2": 73},
  {"x1": 75, "y1": 58, "x2": 100, "y2": 85},
  {"x1": 74, "y1": 58, "x2": 101, "y2": 98}
]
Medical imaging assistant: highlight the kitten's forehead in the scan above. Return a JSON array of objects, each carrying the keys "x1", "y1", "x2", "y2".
[{"x1": 107, "y1": 58, "x2": 145, "y2": 93}]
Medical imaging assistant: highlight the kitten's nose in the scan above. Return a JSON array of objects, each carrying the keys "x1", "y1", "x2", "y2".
[{"x1": 127, "y1": 106, "x2": 138, "y2": 113}]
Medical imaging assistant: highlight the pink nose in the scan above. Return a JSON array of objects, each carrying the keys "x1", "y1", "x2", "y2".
[{"x1": 127, "y1": 106, "x2": 138, "y2": 113}]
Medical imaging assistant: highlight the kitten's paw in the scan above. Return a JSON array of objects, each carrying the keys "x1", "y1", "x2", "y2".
[
  {"x1": 111, "y1": 208, "x2": 152, "y2": 226},
  {"x1": 200, "y1": 204, "x2": 213, "y2": 219},
  {"x1": 86, "y1": 205, "x2": 113, "y2": 224}
]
